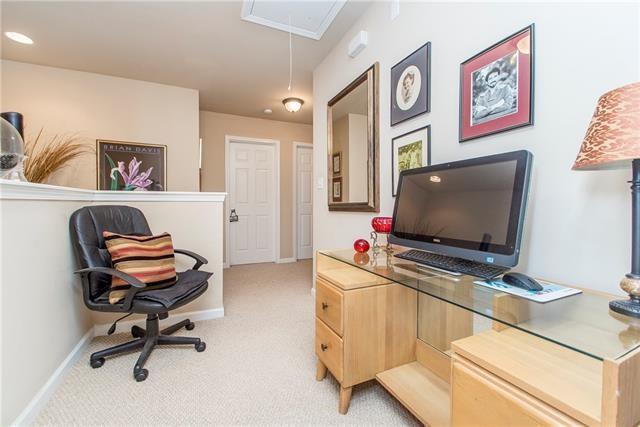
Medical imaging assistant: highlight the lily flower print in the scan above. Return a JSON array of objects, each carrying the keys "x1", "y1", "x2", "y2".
[{"x1": 110, "y1": 157, "x2": 154, "y2": 191}]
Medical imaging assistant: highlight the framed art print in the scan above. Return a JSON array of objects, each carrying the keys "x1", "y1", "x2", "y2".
[
  {"x1": 459, "y1": 24, "x2": 534, "y2": 142},
  {"x1": 332, "y1": 176, "x2": 342, "y2": 202},
  {"x1": 97, "y1": 140, "x2": 167, "y2": 191},
  {"x1": 392, "y1": 125, "x2": 431, "y2": 196},
  {"x1": 391, "y1": 42, "x2": 431, "y2": 126},
  {"x1": 332, "y1": 152, "x2": 341, "y2": 175}
]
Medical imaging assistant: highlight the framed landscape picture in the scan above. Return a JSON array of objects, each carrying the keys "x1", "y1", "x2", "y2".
[
  {"x1": 97, "y1": 140, "x2": 167, "y2": 191},
  {"x1": 391, "y1": 42, "x2": 431, "y2": 126},
  {"x1": 392, "y1": 125, "x2": 431, "y2": 196},
  {"x1": 459, "y1": 24, "x2": 534, "y2": 142}
]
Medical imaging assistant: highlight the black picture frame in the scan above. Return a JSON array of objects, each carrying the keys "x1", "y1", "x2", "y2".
[
  {"x1": 391, "y1": 124, "x2": 431, "y2": 197},
  {"x1": 96, "y1": 139, "x2": 167, "y2": 191},
  {"x1": 391, "y1": 42, "x2": 431, "y2": 126},
  {"x1": 459, "y1": 24, "x2": 535, "y2": 143}
]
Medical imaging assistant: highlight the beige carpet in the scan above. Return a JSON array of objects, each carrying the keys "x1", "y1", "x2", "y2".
[{"x1": 36, "y1": 260, "x2": 418, "y2": 426}]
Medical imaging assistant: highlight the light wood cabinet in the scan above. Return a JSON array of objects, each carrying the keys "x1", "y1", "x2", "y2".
[
  {"x1": 314, "y1": 251, "x2": 640, "y2": 425},
  {"x1": 314, "y1": 254, "x2": 417, "y2": 414},
  {"x1": 451, "y1": 354, "x2": 581, "y2": 426}
]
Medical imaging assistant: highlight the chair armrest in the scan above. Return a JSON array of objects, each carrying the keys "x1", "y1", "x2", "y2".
[
  {"x1": 75, "y1": 267, "x2": 146, "y2": 310},
  {"x1": 174, "y1": 249, "x2": 208, "y2": 271}
]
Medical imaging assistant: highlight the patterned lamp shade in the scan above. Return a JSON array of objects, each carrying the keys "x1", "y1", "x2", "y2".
[{"x1": 573, "y1": 82, "x2": 640, "y2": 170}]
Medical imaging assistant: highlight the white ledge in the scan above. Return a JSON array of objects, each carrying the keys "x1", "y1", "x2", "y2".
[{"x1": 0, "y1": 180, "x2": 227, "y2": 202}]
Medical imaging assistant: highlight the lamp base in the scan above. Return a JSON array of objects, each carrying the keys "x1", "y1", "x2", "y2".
[{"x1": 609, "y1": 297, "x2": 640, "y2": 319}]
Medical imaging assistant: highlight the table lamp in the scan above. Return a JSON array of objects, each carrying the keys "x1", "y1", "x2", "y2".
[{"x1": 573, "y1": 82, "x2": 640, "y2": 317}]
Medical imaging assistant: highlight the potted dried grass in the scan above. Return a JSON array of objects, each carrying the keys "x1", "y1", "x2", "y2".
[{"x1": 24, "y1": 129, "x2": 92, "y2": 184}]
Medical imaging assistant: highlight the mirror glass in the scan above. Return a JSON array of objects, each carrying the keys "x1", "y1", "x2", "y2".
[
  {"x1": 330, "y1": 80, "x2": 368, "y2": 203},
  {"x1": 327, "y1": 63, "x2": 378, "y2": 212}
]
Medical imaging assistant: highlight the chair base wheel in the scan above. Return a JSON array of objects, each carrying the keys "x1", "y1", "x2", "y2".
[
  {"x1": 185, "y1": 322, "x2": 195, "y2": 331},
  {"x1": 196, "y1": 341, "x2": 206, "y2": 352},
  {"x1": 134, "y1": 368, "x2": 148, "y2": 382},
  {"x1": 131, "y1": 325, "x2": 145, "y2": 338},
  {"x1": 90, "y1": 357, "x2": 105, "y2": 369}
]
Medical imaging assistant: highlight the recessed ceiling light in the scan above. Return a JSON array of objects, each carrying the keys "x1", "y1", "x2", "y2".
[
  {"x1": 263, "y1": 108, "x2": 273, "y2": 114},
  {"x1": 4, "y1": 32, "x2": 34, "y2": 45}
]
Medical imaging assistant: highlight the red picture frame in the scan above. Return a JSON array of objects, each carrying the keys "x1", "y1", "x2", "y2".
[{"x1": 459, "y1": 24, "x2": 534, "y2": 142}]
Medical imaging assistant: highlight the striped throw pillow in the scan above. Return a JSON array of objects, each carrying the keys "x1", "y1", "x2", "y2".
[{"x1": 103, "y1": 231, "x2": 177, "y2": 304}]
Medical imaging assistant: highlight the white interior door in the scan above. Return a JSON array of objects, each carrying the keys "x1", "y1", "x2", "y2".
[
  {"x1": 296, "y1": 145, "x2": 313, "y2": 260},
  {"x1": 229, "y1": 141, "x2": 276, "y2": 265}
]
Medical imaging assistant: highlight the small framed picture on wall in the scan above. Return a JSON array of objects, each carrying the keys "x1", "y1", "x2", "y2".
[
  {"x1": 392, "y1": 125, "x2": 431, "y2": 196},
  {"x1": 97, "y1": 140, "x2": 167, "y2": 191},
  {"x1": 332, "y1": 152, "x2": 341, "y2": 175},
  {"x1": 332, "y1": 176, "x2": 342, "y2": 202},
  {"x1": 391, "y1": 42, "x2": 431, "y2": 126},
  {"x1": 459, "y1": 24, "x2": 535, "y2": 142}
]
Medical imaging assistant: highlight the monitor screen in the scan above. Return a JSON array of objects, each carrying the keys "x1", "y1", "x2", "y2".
[{"x1": 390, "y1": 150, "x2": 532, "y2": 267}]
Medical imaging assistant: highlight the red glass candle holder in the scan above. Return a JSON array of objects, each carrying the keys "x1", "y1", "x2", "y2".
[{"x1": 371, "y1": 217, "x2": 392, "y2": 233}]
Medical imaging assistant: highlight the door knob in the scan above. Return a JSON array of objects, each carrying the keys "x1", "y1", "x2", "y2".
[
  {"x1": 229, "y1": 209, "x2": 239, "y2": 222},
  {"x1": 321, "y1": 302, "x2": 329, "y2": 310},
  {"x1": 321, "y1": 344, "x2": 328, "y2": 351}
]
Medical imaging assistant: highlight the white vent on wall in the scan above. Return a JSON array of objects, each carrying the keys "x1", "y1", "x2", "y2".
[{"x1": 240, "y1": 0, "x2": 346, "y2": 40}]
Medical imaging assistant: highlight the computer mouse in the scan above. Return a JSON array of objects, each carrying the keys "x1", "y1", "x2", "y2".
[{"x1": 502, "y1": 272, "x2": 543, "y2": 292}]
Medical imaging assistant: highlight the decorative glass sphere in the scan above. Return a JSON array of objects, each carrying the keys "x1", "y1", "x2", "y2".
[{"x1": 0, "y1": 117, "x2": 27, "y2": 181}]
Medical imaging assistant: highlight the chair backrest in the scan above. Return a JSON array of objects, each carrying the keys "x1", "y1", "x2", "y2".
[{"x1": 69, "y1": 205, "x2": 152, "y2": 299}]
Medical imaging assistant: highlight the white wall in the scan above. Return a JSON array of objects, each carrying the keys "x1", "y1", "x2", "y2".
[
  {"x1": 1, "y1": 60, "x2": 200, "y2": 191},
  {"x1": 313, "y1": 2, "x2": 640, "y2": 295}
]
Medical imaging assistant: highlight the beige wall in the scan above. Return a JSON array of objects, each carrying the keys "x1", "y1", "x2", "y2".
[
  {"x1": 199, "y1": 110, "x2": 313, "y2": 261},
  {"x1": 1, "y1": 60, "x2": 200, "y2": 192},
  {"x1": 313, "y1": 2, "x2": 639, "y2": 295}
]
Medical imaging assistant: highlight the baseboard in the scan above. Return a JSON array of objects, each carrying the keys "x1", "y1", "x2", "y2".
[
  {"x1": 276, "y1": 257, "x2": 296, "y2": 264},
  {"x1": 223, "y1": 261, "x2": 230, "y2": 269},
  {"x1": 11, "y1": 328, "x2": 94, "y2": 427},
  {"x1": 93, "y1": 307, "x2": 225, "y2": 336}
]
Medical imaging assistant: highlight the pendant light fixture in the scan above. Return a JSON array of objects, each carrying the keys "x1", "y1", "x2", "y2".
[{"x1": 282, "y1": 16, "x2": 304, "y2": 113}]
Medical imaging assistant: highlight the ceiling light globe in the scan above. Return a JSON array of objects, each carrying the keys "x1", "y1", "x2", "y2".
[{"x1": 283, "y1": 97, "x2": 304, "y2": 113}]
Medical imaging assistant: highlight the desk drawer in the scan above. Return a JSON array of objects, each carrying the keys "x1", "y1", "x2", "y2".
[
  {"x1": 451, "y1": 356, "x2": 580, "y2": 426},
  {"x1": 316, "y1": 278, "x2": 343, "y2": 336},
  {"x1": 316, "y1": 317, "x2": 343, "y2": 382}
]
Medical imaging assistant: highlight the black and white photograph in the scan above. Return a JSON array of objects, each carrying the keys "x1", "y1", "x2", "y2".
[
  {"x1": 471, "y1": 51, "x2": 519, "y2": 126},
  {"x1": 391, "y1": 42, "x2": 431, "y2": 126}
]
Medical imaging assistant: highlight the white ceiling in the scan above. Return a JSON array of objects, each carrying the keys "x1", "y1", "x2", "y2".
[{"x1": 0, "y1": 1, "x2": 372, "y2": 124}]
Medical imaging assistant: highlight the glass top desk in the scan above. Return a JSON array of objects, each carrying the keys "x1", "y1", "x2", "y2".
[
  {"x1": 320, "y1": 248, "x2": 640, "y2": 362},
  {"x1": 316, "y1": 249, "x2": 640, "y2": 425}
]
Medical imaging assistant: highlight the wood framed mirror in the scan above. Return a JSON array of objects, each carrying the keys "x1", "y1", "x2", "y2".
[{"x1": 327, "y1": 63, "x2": 379, "y2": 212}]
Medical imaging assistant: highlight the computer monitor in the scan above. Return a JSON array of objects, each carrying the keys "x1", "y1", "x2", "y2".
[{"x1": 390, "y1": 150, "x2": 533, "y2": 268}]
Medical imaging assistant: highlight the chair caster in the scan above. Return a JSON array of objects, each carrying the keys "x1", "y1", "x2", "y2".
[
  {"x1": 90, "y1": 357, "x2": 105, "y2": 369},
  {"x1": 185, "y1": 321, "x2": 195, "y2": 331},
  {"x1": 131, "y1": 325, "x2": 145, "y2": 338},
  {"x1": 195, "y1": 341, "x2": 206, "y2": 352},
  {"x1": 134, "y1": 368, "x2": 149, "y2": 382}
]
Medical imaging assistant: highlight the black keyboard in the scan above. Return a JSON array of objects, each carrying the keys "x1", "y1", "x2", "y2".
[{"x1": 395, "y1": 249, "x2": 508, "y2": 279}]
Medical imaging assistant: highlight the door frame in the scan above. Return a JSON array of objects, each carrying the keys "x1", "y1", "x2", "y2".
[
  {"x1": 292, "y1": 141, "x2": 313, "y2": 261},
  {"x1": 225, "y1": 135, "x2": 281, "y2": 267}
]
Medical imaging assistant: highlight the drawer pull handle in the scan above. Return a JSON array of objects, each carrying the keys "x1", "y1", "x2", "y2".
[
  {"x1": 321, "y1": 302, "x2": 329, "y2": 310},
  {"x1": 321, "y1": 344, "x2": 328, "y2": 352}
]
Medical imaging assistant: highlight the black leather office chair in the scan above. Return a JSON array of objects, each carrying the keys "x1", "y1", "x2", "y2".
[{"x1": 69, "y1": 205, "x2": 211, "y2": 382}]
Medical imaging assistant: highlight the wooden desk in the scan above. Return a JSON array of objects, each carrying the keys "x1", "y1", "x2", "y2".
[{"x1": 314, "y1": 251, "x2": 640, "y2": 426}]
